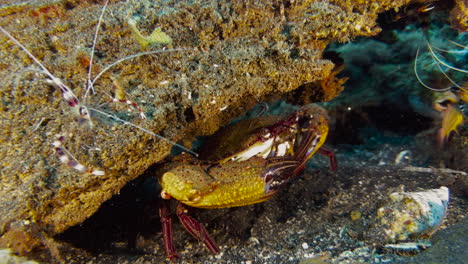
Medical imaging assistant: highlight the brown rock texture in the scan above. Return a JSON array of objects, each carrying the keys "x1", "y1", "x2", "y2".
[
  {"x1": 0, "y1": 0, "x2": 411, "y2": 257},
  {"x1": 450, "y1": 0, "x2": 468, "y2": 32}
]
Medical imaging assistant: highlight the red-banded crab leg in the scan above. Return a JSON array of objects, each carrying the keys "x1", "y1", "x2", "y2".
[
  {"x1": 159, "y1": 199, "x2": 178, "y2": 260},
  {"x1": 177, "y1": 203, "x2": 220, "y2": 255},
  {"x1": 317, "y1": 147, "x2": 337, "y2": 171},
  {"x1": 159, "y1": 198, "x2": 220, "y2": 260}
]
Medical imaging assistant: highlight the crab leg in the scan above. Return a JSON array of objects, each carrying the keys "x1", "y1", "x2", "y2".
[
  {"x1": 176, "y1": 203, "x2": 220, "y2": 255},
  {"x1": 317, "y1": 147, "x2": 337, "y2": 171},
  {"x1": 159, "y1": 199, "x2": 178, "y2": 260}
]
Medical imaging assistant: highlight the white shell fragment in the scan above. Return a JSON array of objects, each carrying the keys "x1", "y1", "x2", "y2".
[
  {"x1": 383, "y1": 241, "x2": 432, "y2": 251},
  {"x1": 394, "y1": 150, "x2": 411, "y2": 165},
  {"x1": 376, "y1": 186, "x2": 449, "y2": 242}
]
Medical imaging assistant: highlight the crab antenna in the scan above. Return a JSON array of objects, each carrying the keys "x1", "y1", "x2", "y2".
[
  {"x1": 414, "y1": 48, "x2": 452, "y2": 92},
  {"x1": 84, "y1": 0, "x2": 110, "y2": 102},
  {"x1": 89, "y1": 107, "x2": 199, "y2": 157},
  {"x1": 90, "y1": 48, "x2": 189, "y2": 87}
]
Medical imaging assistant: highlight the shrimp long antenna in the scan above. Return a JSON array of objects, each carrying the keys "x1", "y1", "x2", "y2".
[
  {"x1": 89, "y1": 107, "x2": 199, "y2": 157},
  {"x1": 90, "y1": 48, "x2": 189, "y2": 86},
  {"x1": 0, "y1": 26, "x2": 75, "y2": 96},
  {"x1": 432, "y1": 52, "x2": 465, "y2": 89},
  {"x1": 414, "y1": 48, "x2": 451, "y2": 92},
  {"x1": 426, "y1": 41, "x2": 468, "y2": 74},
  {"x1": 446, "y1": 38, "x2": 467, "y2": 50},
  {"x1": 430, "y1": 41, "x2": 467, "y2": 54},
  {"x1": 85, "y1": 0, "x2": 110, "y2": 101}
]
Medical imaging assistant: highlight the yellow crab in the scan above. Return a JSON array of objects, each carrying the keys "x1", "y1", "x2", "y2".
[{"x1": 157, "y1": 104, "x2": 336, "y2": 259}]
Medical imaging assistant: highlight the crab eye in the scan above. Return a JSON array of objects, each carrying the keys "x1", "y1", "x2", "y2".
[{"x1": 297, "y1": 115, "x2": 311, "y2": 129}]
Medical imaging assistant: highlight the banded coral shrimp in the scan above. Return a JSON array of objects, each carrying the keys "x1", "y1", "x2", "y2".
[{"x1": 1, "y1": 0, "x2": 197, "y2": 177}]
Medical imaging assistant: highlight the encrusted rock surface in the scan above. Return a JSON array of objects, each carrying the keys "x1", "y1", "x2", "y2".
[{"x1": 0, "y1": 0, "x2": 411, "y2": 258}]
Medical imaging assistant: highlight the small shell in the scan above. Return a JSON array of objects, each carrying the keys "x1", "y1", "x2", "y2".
[{"x1": 375, "y1": 187, "x2": 449, "y2": 242}]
